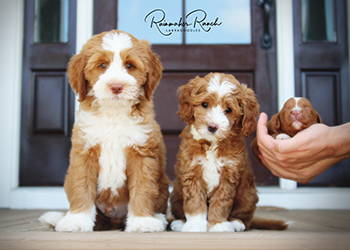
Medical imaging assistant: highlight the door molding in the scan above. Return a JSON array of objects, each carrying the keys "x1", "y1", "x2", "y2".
[{"x1": 1, "y1": 0, "x2": 350, "y2": 209}]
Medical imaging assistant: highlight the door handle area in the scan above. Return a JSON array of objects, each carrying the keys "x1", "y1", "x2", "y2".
[{"x1": 258, "y1": 0, "x2": 272, "y2": 49}]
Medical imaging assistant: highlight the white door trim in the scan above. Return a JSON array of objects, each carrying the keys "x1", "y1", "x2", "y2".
[
  {"x1": 0, "y1": 0, "x2": 23, "y2": 208},
  {"x1": 276, "y1": 0, "x2": 298, "y2": 190}
]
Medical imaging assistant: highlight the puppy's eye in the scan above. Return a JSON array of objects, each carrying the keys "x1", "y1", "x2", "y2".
[
  {"x1": 100, "y1": 63, "x2": 107, "y2": 69},
  {"x1": 126, "y1": 63, "x2": 134, "y2": 69},
  {"x1": 225, "y1": 107, "x2": 232, "y2": 114},
  {"x1": 201, "y1": 102, "x2": 208, "y2": 108}
]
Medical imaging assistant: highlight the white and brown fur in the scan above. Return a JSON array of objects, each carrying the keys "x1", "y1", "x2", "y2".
[
  {"x1": 39, "y1": 30, "x2": 170, "y2": 233},
  {"x1": 251, "y1": 97, "x2": 322, "y2": 163},
  {"x1": 170, "y1": 73, "x2": 287, "y2": 232}
]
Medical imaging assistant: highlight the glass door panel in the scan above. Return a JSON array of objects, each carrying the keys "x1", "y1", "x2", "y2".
[
  {"x1": 118, "y1": 0, "x2": 182, "y2": 44},
  {"x1": 118, "y1": 0, "x2": 251, "y2": 45},
  {"x1": 34, "y1": 0, "x2": 69, "y2": 43},
  {"x1": 301, "y1": 0, "x2": 337, "y2": 42},
  {"x1": 185, "y1": 0, "x2": 251, "y2": 44}
]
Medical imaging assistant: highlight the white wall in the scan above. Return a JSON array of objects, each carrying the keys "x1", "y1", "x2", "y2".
[
  {"x1": 0, "y1": 0, "x2": 23, "y2": 208},
  {"x1": 0, "y1": 0, "x2": 93, "y2": 209}
]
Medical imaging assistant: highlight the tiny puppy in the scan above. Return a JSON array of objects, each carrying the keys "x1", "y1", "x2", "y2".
[
  {"x1": 39, "y1": 30, "x2": 170, "y2": 233},
  {"x1": 170, "y1": 73, "x2": 287, "y2": 232},
  {"x1": 251, "y1": 97, "x2": 322, "y2": 162}
]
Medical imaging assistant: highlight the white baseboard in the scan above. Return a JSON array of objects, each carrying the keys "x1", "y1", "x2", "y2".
[
  {"x1": 10, "y1": 187, "x2": 69, "y2": 210},
  {"x1": 9, "y1": 187, "x2": 350, "y2": 210},
  {"x1": 257, "y1": 187, "x2": 350, "y2": 209}
]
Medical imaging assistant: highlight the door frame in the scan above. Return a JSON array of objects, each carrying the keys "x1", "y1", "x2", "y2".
[{"x1": 1, "y1": 0, "x2": 350, "y2": 209}]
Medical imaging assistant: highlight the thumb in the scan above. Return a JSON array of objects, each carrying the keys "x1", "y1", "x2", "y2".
[
  {"x1": 257, "y1": 112, "x2": 268, "y2": 137},
  {"x1": 257, "y1": 112, "x2": 275, "y2": 150}
]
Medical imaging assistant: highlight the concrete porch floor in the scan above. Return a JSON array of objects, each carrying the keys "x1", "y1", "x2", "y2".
[{"x1": 0, "y1": 208, "x2": 349, "y2": 250}]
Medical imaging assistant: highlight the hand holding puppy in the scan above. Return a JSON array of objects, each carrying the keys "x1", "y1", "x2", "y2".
[{"x1": 257, "y1": 112, "x2": 350, "y2": 183}]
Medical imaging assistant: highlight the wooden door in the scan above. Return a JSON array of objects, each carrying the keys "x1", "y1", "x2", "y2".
[
  {"x1": 293, "y1": 0, "x2": 350, "y2": 187},
  {"x1": 19, "y1": 0, "x2": 76, "y2": 186},
  {"x1": 94, "y1": 0, "x2": 279, "y2": 185}
]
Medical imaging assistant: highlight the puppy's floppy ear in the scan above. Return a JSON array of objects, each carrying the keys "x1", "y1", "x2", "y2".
[
  {"x1": 177, "y1": 80, "x2": 195, "y2": 123},
  {"x1": 141, "y1": 40, "x2": 162, "y2": 101},
  {"x1": 267, "y1": 113, "x2": 281, "y2": 134},
  {"x1": 67, "y1": 52, "x2": 88, "y2": 102},
  {"x1": 239, "y1": 84, "x2": 260, "y2": 137},
  {"x1": 250, "y1": 137, "x2": 263, "y2": 165},
  {"x1": 316, "y1": 111, "x2": 322, "y2": 123}
]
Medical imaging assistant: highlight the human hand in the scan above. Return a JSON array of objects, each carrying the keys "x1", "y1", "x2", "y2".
[{"x1": 256, "y1": 112, "x2": 341, "y2": 183}]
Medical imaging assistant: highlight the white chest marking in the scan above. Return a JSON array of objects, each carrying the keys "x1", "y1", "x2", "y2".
[
  {"x1": 190, "y1": 125, "x2": 237, "y2": 193},
  {"x1": 191, "y1": 145, "x2": 225, "y2": 193},
  {"x1": 190, "y1": 125, "x2": 223, "y2": 192},
  {"x1": 77, "y1": 109, "x2": 151, "y2": 195}
]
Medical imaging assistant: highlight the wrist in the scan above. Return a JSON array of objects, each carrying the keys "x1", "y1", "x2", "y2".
[{"x1": 329, "y1": 123, "x2": 350, "y2": 159}]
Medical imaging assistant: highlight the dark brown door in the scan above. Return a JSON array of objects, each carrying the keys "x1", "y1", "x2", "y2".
[
  {"x1": 94, "y1": 0, "x2": 279, "y2": 185},
  {"x1": 19, "y1": 0, "x2": 76, "y2": 186},
  {"x1": 293, "y1": 0, "x2": 350, "y2": 187}
]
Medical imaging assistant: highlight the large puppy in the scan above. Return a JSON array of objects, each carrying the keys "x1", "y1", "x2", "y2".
[
  {"x1": 170, "y1": 73, "x2": 287, "y2": 232},
  {"x1": 251, "y1": 97, "x2": 322, "y2": 163},
  {"x1": 39, "y1": 30, "x2": 170, "y2": 233}
]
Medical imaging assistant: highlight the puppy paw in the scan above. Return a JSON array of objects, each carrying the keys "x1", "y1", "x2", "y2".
[
  {"x1": 154, "y1": 213, "x2": 168, "y2": 228},
  {"x1": 182, "y1": 214, "x2": 207, "y2": 232},
  {"x1": 170, "y1": 220, "x2": 185, "y2": 232},
  {"x1": 276, "y1": 133, "x2": 291, "y2": 140},
  {"x1": 55, "y1": 211, "x2": 95, "y2": 232},
  {"x1": 125, "y1": 216, "x2": 166, "y2": 233},
  {"x1": 39, "y1": 211, "x2": 65, "y2": 228},
  {"x1": 230, "y1": 219, "x2": 246, "y2": 232},
  {"x1": 209, "y1": 221, "x2": 235, "y2": 232}
]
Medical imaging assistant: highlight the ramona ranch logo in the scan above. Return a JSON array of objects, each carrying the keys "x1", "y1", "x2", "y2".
[{"x1": 144, "y1": 9, "x2": 222, "y2": 36}]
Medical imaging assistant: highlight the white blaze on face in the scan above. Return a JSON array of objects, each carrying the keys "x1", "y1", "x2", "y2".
[
  {"x1": 101, "y1": 32, "x2": 132, "y2": 52},
  {"x1": 198, "y1": 75, "x2": 236, "y2": 139},
  {"x1": 208, "y1": 74, "x2": 237, "y2": 98},
  {"x1": 291, "y1": 97, "x2": 302, "y2": 129},
  {"x1": 292, "y1": 97, "x2": 302, "y2": 112},
  {"x1": 206, "y1": 106, "x2": 230, "y2": 131},
  {"x1": 91, "y1": 32, "x2": 138, "y2": 104}
]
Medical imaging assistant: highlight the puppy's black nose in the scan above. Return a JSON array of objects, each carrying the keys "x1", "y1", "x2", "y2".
[{"x1": 207, "y1": 123, "x2": 218, "y2": 133}]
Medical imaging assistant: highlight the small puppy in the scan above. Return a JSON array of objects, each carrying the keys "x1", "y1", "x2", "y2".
[
  {"x1": 39, "y1": 30, "x2": 170, "y2": 233},
  {"x1": 251, "y1": 97, "x2": 322, "y2": 162},
  {"x1": 170, "y1": 73, "x2": 287, "y2": 232}
]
